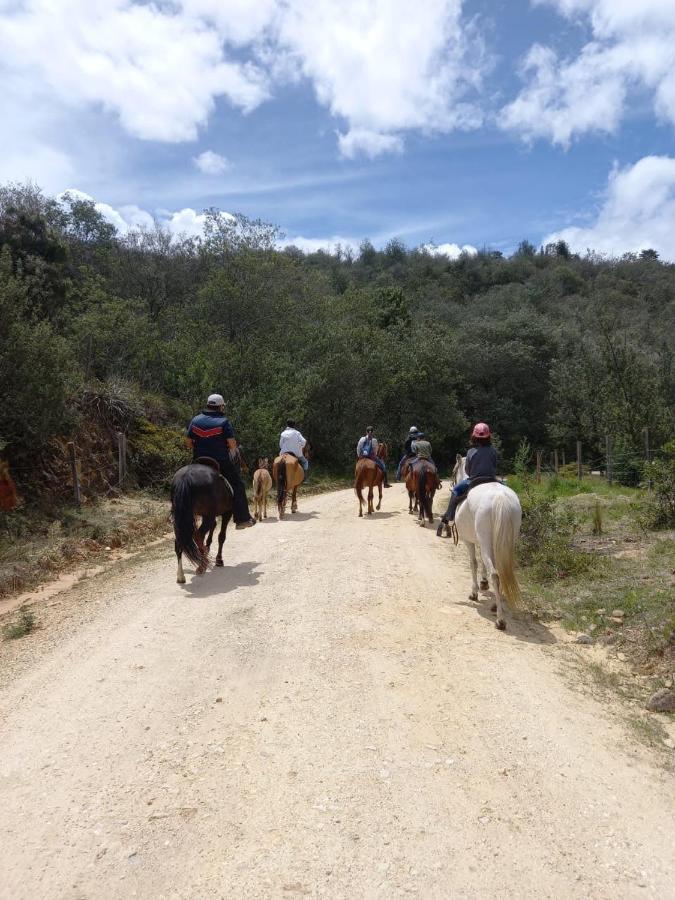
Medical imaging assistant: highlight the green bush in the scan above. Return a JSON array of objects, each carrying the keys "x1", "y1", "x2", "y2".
[
  {"x1": 128, "y1": 418, "x2": 190, "y2": 489},
  {"x1": 518, "y1": 488, "x2": 596, "y2": 583},
  {"x1": 640, "y1": 442, "x2": 675, "y2": 529}
]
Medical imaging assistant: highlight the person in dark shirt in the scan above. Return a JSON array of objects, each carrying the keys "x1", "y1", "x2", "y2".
[
  {"x1": 396, "y1": 426, "x2": 421, "y2": 480},
  {"x1": 187, "y1": 393, "x2": 256, "y2": 529},
  {"x1": 442, "y1": 422, "x2": 497, "y2": 525}
]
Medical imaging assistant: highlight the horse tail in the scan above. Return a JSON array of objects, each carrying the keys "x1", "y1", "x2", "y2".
[
  {"x1": 492, "y1": 492, "x2": 521, "y2": 609},
  {"x1": 253, "y1": 470, "x2": 264, "y2": 501},
  {"x1": 171, "y1": 472, "x2": 202, "y2": 568},
  {"x1": 277, "y1": 457, "x2": 287, "y2": 507}
]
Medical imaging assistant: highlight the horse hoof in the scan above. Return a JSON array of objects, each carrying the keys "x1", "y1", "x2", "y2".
[
  {"x1": 496, "y1": 619, "x2": 506, "y2": 631},
  {"x1": 215, "y1": 558, "x2": 224, "y2": 567},
  {"x1": 177, "y1": 576, "x2": 186, "y2": 585},
  {"x1": 480, "y1": 580, "x2": 489, "y2": 591},
  {"x1": 469, "y1": 592, "x2": 478, "y2": 602},
  {"x1": 491, "y1": 603, "x2": 497, "y2": 613}
]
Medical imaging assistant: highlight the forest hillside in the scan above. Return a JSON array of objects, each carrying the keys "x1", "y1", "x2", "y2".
[{"x1": 1, "y1": 183, "x2": 673, "y2": 499}]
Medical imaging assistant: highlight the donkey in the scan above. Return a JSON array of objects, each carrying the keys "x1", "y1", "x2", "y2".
[{"x1": 252, "y1": 458, "x2": 273, "y2": 521}]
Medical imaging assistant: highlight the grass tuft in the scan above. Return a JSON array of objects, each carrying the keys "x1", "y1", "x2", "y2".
[{"x1": 3, "y1": 606, "x2": 36, "y2": 640}]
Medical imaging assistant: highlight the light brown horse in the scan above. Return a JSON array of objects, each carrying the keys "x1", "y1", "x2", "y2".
[
  {"x1": 354, "y1": 459, "x2": 382, "y2": 516},
  {"x1": 354, "y1": 442, "x2": 388, "y2": 517},
  {"x1": 405, "y1": 459, "x2": 441, "y2": 526},
  {"x1": 252, "y1": 458, "x2": 273, "y2": 521},
  {"x1": 273, "y1": 453, "x2": 305, "y2": 517}
]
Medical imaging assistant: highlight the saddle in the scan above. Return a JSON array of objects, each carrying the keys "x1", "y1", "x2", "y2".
[{"x1": 194, "y1": 456, "x2": 221, "y2": 473}]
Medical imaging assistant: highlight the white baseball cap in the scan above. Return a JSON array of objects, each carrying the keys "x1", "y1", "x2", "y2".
[
  {"x1": 409, "y1": 425, "x2": 419, "y2": 434},
  {"x1": 207, "y1": 393, "x2": 225, "y2": 407}
]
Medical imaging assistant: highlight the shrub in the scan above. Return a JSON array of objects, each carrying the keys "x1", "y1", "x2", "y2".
[
  {"x1": 518, "y1": 487, "x2": 596, "y2": 583},
  {"x1": 128, "y1": 417, "x2": 190, "y2": 489},
  {"x1": 640, "y1": 442, "x2": 675, "y2": 529}
]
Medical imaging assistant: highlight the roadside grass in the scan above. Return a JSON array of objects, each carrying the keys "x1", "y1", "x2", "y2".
[
  {"x1": 3, "y1": 606, "x2": 36, "y2": 640},
  {"x1": 0, "y1": 494, "x2": 169, "y2": 599},
  {"x1": 513, "y1": 474, "x2": 675, "y2": 677}
]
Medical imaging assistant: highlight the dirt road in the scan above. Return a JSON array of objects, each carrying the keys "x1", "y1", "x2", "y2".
[{"x1": 1, "y1": 486, "x2": 673, "y2": 899}]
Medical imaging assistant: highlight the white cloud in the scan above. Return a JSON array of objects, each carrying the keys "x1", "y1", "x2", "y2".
[
  {"x1": 422, "y1": 241, "x2": 478, "y2": 259},
  {"x1": 59, "y1": 189, "x2": 230, "y2": 239},
  {"x1": 281, "y1": 234, "x2": 361, "y2": 255},
  {"x1": 0, "y1": 0, "x2": 270, "y2": 143},
  {"x1": 503, "y1": 1, "x2": 675, "y2": 144},
  {"x1": 338, "y1": 129, "x2": 403, "y2": 160},
  {"x1": 276, "y1": 0, "x2": 485, "y2": 157},
  {"x1": 0, "y1": 1, "x2": 486, "y2": 159},
  {"x1": 543, "y1": 156, "x2": 675, "y2": 259},
  {"x1": 193, "y1": 150, "x2": 230, "y2": 175}
]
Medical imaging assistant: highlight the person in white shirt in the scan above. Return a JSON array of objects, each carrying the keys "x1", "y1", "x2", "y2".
[{"x1": 279, "y1": 420, "x2": 309, "y2": 477}]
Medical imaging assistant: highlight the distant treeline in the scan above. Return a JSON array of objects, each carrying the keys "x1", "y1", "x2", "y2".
[{"x1": 0, "y1": 183, "x2": 673, "y2": 490}]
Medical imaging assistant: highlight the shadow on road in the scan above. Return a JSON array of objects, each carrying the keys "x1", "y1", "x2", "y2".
[
  {"x1": 357, "y1": 510, "x2": 400, "y2": 519},
  {"x1": 181, "y1": 560, "x2": 262, "y2": 598},
  {"x1": 278, "y1": 511, "x2": 319, "y2": 522},
  {"x1": 457, "y1": 597, "x2": 557, "y2": 645}
]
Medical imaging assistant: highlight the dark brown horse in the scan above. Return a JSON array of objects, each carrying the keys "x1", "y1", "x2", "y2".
[
  {"x1": 405, "y1": 459, "x2": 441, "y2": 526},
  {"x1": 171, "y1": 462, "x2": 234, "y2": 583}
]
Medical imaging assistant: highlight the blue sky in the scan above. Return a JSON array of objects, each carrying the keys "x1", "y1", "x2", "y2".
[{"x1": 1, "y1": 0, "x2": 674, "y2": 257}]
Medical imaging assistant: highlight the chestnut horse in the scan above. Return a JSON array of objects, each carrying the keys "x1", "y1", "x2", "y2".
[
  {"x1": 354, "y1": 442, "x2": 388, "y2": 517},
  {"x1": 171, "y1": 462, "x2": 234, "y2": 583},
  {"x1": 252, "y1": 458, "x2": 273, "y2": 520},
  {"x1": 273, "y1": 453, "x2": 305, "y2": 517},
  {"x1": 405, "y1": 459, "x2": 440, "y2": 525}
]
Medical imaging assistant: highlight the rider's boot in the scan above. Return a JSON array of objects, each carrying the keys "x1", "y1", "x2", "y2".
[{"x1": 442, "y1": 493, "x2": 460, "y2": 526}]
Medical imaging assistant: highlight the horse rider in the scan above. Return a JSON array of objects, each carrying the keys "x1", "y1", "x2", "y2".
[
  {"x1": 279, "y1": 419, "x2": 310, "y2": 480},
  {"x1": 396, "y1": 425, "x2": 421, "y2": 480},
  {"x1": 409, "y1": 431, "x2": 436, "y2": 473},
  {"x1": 187, "y1": 394, "x2": 256, "y2": 529},
  {"x1": 356, "y1": 426, "x2": 391, "y2": 487},
  {"x1": 441, "y1": 422, "x2": 498, "y2": 526}
]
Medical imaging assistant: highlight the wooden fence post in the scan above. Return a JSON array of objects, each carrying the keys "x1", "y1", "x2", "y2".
[
  {"x1": 576, "y1": 441, "x2": 582, "y2": 481},
  {"x1": 117, "y1": 431, "x2": 126, "y2": 487},
  {"x1": 535, "y1": 450, "x2": 542, "y2": 484},
  {"x1": 644, "y1": 427, "x2": 651, "y2": 491},
  {"x1": 553, "y1": 449, "x2": 559, "y2": 474},
  {"x1": 605, "y1": 435, "x2": 612, "y2": 485},
  {"x1": 67, "y1": 441, "x2": 81, "y2": 508}
]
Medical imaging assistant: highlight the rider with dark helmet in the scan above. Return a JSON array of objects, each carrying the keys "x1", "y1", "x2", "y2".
[
  {"x1": 442, "y1": 422, "x2": 497, "y2": 526},
  {"x1": 187, "y1": 394, "x2": 256, "y2": 529},
  {"x1": 396, "y1": 425, "x2": 421, "y2": 480}
]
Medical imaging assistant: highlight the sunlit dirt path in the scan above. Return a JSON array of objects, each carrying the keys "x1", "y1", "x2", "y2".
[{"x1": 1, "y1": 485, "x2": 673, "y2": 899}]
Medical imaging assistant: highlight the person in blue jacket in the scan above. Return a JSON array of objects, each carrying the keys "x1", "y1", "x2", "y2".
[{"x1": 187, "y1": 393, "x2": 255, "y2": 529}]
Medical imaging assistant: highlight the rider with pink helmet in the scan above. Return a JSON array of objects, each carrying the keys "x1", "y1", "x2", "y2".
[{"x1": 441, "y1": 422, "x2": 498, "y2": 525}]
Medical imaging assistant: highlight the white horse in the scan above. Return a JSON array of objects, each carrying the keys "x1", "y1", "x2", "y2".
[{"x1": 450, "y1": 455, "x2": 522, "y2": 630}]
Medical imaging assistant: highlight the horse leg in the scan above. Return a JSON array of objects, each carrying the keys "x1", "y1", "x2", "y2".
[
  {"x1": 408, "y1": 490, "x2": 414, "y2": 514},
  {"x1": 196, "y1": 518, "x2": 212, "y2": 575},
  {"x1": 467, "y1": 543, "x2": 479, "y2": 601},
  {"x1": 479, "y1": 553, "x2": 489, "y2": 591},
  {"x1": 263, "y1": 490, "x2": 268, "y2": 519},
  {"x1": 492, "y1": 572, "x2": 506, "y2": 630},
  {"x1": 376, "y1": 480, "x2": 382, "y2": 511},
  {"x1": 176, "y1": 542, "x2": 186, "y2": 585},
  {"x1": 357, "y1": 483, "x2": 364, "y2": 517},
  {"x1": 368, "y1": 483, "x2": 374, "y2": 514},
  {"x1": 215, "y1": 512, "x2": 232, "y2": 567},
  {"x1": 291, "y1": 486, "x2": 298, "y2": 513}
]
